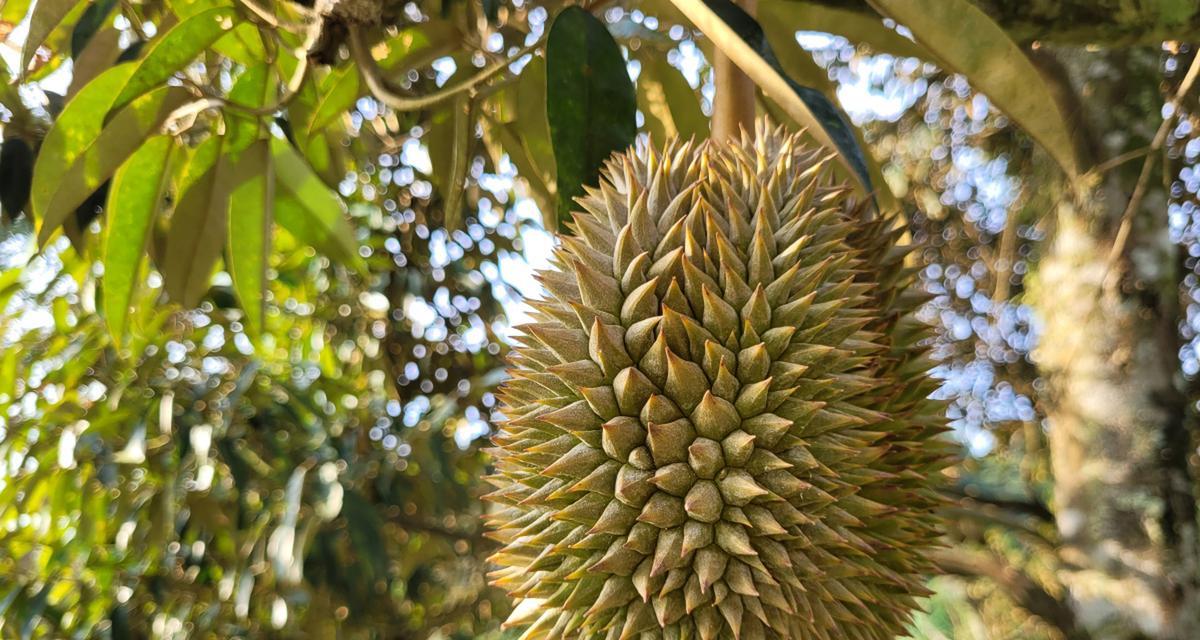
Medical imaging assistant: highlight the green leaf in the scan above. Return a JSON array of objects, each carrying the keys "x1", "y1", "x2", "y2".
[
  {"x1": 635, "y1": 52, "x2": 708, "y2": 142},
  {"x1": 546, "y1": 6, "x2": 636, "y2": 229},
  {"x1": 20, "y1": 0, "x2": 79, "y2": 75},
  {"x1": 757, "y1": 0, "x2": 927, "y2": 60},
  {"x1": 67, "y1": 24, "x2": 122, "y2": 98},
  {"x1": 866, "y1": 0, "x2": 1080, "y2": 177},
  {"x1": 167, "y1": 0, "x2": 265, "y2": 65},
  {"x1": 162, "y1": 135, "x2": 233, "y2": 306},
  {"x1": 307, "y1": 66, "x2": 360, "y2": 135},
  {"x1": 226, "y1": 134, "x2": 273, "y2": 337},
  {"x1": 112, "y1": 7, "x2": 239, "y2": 111},
  {"x1": 225, "y1": 63, "x2": 273, "y2": 146},
  {"x1": 515, "y1": 55, "x2": 556, "y2": 187},
  {"x1": 665, "y1": 0, "x2": 873, "y2": 192},
  {"x1": 34, "y1": 74, "x2": 189, "y2": 244},
  {"x1": 102, "y1": 135, "x2": 177, "y2": 347},
  {"x1": 271, "y1": 137, "x2": 363, "y2": 270}
]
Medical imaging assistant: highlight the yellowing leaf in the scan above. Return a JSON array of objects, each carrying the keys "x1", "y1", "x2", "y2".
[
  {"x1": 866, "y1": 0, "x2": 1080, "y2": 177},
  {"x1": 103, "y1": 135, "x2": 177, "y2": 347}
]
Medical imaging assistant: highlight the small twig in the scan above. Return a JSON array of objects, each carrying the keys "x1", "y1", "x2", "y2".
[
  {"x1": 1103, "y1": 53, "x2": 1200, "y2": 292},
  {"x1": 348, "y1": 25, "x2": 542, "y2": 112},
  {"x1": 1086, "y1": 145, "x2": 1152, "y2": 178},
  {"x1": 231, "y1": 0, "x2": 312, "y2": 32},
  {"x1": 183, "y1": 51, "x2": 310, "y2": 117},
  {"x1": 120, "y1": 0, "x2": 151, "y2": 41}
]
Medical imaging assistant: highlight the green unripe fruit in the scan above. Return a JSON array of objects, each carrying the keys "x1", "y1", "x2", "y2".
[{"x1": 487, "y1": 122, "x2": 950, "y2": 639}]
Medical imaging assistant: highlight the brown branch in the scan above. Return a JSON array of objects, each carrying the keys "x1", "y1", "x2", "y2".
[
  {"x1": 348, "y1": 25, "x2": 541, "y2": 113},
  {"x1": 933, "y1": 548, "x2": 1090, "y2": 640}
]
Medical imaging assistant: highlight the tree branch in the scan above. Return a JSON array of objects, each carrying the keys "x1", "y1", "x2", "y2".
[
  {"x1": 933, "y1": 548, "x2": 1090, "y2": 640},
  {"x1": 348, "y1": 26, "x2": 541, "y2": 113}
]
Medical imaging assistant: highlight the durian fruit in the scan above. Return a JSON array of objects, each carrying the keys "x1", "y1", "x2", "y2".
[{"x1": 486, "y1": 121, "x2": 950, "y2": 640}]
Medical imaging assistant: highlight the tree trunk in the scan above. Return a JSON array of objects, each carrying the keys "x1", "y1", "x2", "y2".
[{"x1": 1029, "y1": 49, "x2": 1200, "y2": 639}]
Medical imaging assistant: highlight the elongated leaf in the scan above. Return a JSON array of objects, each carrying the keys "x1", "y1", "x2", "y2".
[
  {"x1": 271, "y1": 137, "x2": 362, "y2": 270},
  {"x1": 112, "y1": 7, "x2": 238, "y2": 111},
  {"x1": 666, "y1": 0, "x2": 873, "y2": 192},
  {"x1": 103, "y1": 135, "x2": 176, "y2": 346},
  {"x1": 866, "y1": 0, "x2": 1080, "y2": 177},
  {"x1": 307, "y1": 66, "x2": 360, "y2": 135},
  {"x1": 20, "y1": 0, "x2": 78, "y2": 75},
  {"x1": 757, "y1": 0, "x2": 926, "y2": 59},
  {"x1": 163, "y1": 136, "x2": 233, "y2": 306},
  {"x1": 546, "y1": 6, "x2": 637, "y2": 226},
  {"x1": 67, "y1": 24, "x2": 121, "y2": 98},
  {"x1": 34, "y1": 85, "x2": 190, "y2": 244},
  {"x1": 226, "y1": 140, "x2": 273, "y2": 337},
  {"x1": 30, "y1": 64, "x2": 132, "y2": 226},
  {"x1": 635, "y1": 53, "x2": 707, "y2": 142},
  {"x1": 516, "y1": 56, "x2": 555, "y2": 181}
]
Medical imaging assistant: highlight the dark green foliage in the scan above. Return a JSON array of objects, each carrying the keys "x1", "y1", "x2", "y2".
[{"x1": 546, "y1": 6, "x2": 637, "y2": 227}]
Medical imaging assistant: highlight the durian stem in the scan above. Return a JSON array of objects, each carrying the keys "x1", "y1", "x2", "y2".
[{"x1": 711, "y1": 0, "x2": 758, "y2": 141}]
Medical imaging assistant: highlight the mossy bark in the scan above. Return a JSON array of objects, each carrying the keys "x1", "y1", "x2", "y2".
[{"x1": 1028, "y1": 49, "x2": 1200, "y2": 640}]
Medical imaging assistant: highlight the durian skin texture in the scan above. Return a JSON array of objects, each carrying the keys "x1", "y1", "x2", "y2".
[{"x1": 487, "y1": 122, "x2": 951, "y2": 640}]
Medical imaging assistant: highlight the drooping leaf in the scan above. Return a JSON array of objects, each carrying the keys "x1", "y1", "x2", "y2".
[
  {"x1": 515, "y1": 55, "x2": 556, "y2": 187},
  {"x1": 307, "y1": 65, "x2": 360, "y2": 135},
  {"x1": 102, "y1": 135, "x2": 177, "y2": 346},
  {"x1": 271, "y1": 137, "x2": 362, "y2": 270},
  {"x1": 635, "y1": 52, "x2": 708, "y2": 142},
  {"x1": 226, "y1": 140, "x2": 272, "y2": 338},
  {"x1": 162, "y1": 135, "x2": 233, "y2": 307},
  {"x1": 0, "y1": 138, "x2": 35, "y2": 221},
  {"x1": 757, "y1": 0, "x2": 927, "y2": 60},
  {"x1": 112, "y1": 7, "x2": 239, "y2": 111},
  {"x1": 67, "y1": 24, "x2": 121, "y2": 98},
  {"x1": 546, "y1": 5, "x2": 637, "y2": 227},
  {"x1": 34, "y1": 84, "x2": 190, "y2": 244},
  {"x1": 866, "y1": 0, "x2": 1081, "y2": 177},
  {"x1": 20, "y1": 0, "x2": 78, "y2": 75},
  {"x1": 666, "y1": 0, "x2": 873, "y2": 192}
]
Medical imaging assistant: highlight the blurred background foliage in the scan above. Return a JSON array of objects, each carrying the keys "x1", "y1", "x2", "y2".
[{"x1": 0, "y1": 0, "x2": 1199, "y2": 636}]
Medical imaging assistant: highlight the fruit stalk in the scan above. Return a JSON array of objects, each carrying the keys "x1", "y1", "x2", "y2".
[{"x1": 711, "y1": 0, "x2": 758, "y2": 140}]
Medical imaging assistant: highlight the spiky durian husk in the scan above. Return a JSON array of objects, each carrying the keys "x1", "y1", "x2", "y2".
[{"x1": 486, "y1": 122, "x2": 951, "y2": 640}]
